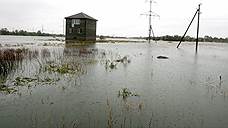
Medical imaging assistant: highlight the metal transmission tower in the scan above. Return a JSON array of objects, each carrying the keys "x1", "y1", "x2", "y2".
[{"x1": 141, "y1": 0, "x2": 159, "y2": 43}]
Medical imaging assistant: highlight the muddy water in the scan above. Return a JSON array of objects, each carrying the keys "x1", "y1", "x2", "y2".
[{"x1": 0, "y1": 36, "x2": 228, "y2": 128}]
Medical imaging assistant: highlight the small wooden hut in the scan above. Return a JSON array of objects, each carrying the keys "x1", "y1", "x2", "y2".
[{"x1": 65, "y1": 12, "x2": 97, "y2": 42}]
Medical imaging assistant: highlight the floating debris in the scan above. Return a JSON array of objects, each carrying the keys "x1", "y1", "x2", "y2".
[
  {"x1": 157, "y1": 56, "x2": 169, "y2": 59},
  {"x1": 109, "y1": 62, "x2": 117, "y2": 69},
  {"x1": 105, "y1": 60, "x2": 117, "y2": 70},
  {"x1": 104, "y1": 56, "x2": 131, "y2": 70},
  {"x1": 115, "y1": 56, "x2": 131, "y2": 64}
]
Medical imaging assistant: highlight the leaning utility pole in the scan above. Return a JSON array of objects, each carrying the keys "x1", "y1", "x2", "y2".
[{"x1": 177, "y1": 4, "x2": 202, "y2": 53}]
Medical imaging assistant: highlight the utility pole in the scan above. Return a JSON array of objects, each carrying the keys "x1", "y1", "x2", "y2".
[
  {"x1": 196, "y1": 4, "x2": 201, "y2": 52},
  {"x1": 177, "y1": 4, "x2": 202, "y2": 53}
]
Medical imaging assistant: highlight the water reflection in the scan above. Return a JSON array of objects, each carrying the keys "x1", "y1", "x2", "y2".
[
  {"x1": 65, "y1": 41, "x2": 96, "y2": 47},
  {"x1": 64, "y1": 44, "x2": 98, "y2": 57},
  {"x1": 0, "y1": 42, "x2": 228, "y2": 128}
]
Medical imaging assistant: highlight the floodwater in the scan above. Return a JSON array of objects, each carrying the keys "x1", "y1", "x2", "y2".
[{"x1": 0, "y1": 35, "x2": 228, "y2": 128}]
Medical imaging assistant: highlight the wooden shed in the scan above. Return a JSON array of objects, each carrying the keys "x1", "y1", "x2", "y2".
[{"x1": 65, "y1": 12, "x2": 97, "y2": 42}]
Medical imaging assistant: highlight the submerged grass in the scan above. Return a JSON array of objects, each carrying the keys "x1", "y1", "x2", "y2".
[
  {"x1": 0, "y1": 47, "x2": 37, "y2": 76},
  {"x1": 45, "y1": 63, "x2": 85, "y2": 75},
  {"x1": 0, "y1": 84, "x2": 17, "y2": 94},
  {"x1": 0, "y1": 47, "x2": 86, "y2": 94},
  {"x1": 14, "y1": 77, "x2": 37, "y2": 86},
  {"x1": 118, "y1": 88, "x2": 139, "y2": 99},
  {"x1": 0, "y1": 76, "x2": 60, "y2": 94},
  {"x1": 14, "y1": 76, "x2": 60, "y2": 86}
]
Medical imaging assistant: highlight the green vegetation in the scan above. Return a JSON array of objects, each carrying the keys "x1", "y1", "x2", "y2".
[
  {"x1": 45, "y1": 63, "x2": 84, "y2": 75},
  {"x1": 118, "y1": 88, "x2": 139, "y2": 99},
  {"x1": 14, "y1": 77, "x2": 37, "y2": 86},
  {"x1": 0, "y1": 77, "x2": 17, "y2": 94},
  {"x1": 0, "y1": 28, "x2": 64, "y2": 37},
  {"x1": 14, "y1": 76, "x2": 59, "y2": 86},
  {"x1": 0, "y1": 85, "x2": 17, "y2": 94},
  {"x1": 0, "y1": 76, "x2": 59, "y2": 94},
  {"x1": 0, "y1": 47, "x2": 86, "y2": 94}
]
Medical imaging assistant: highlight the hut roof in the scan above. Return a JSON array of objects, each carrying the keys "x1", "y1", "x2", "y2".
[{"x1": 65, "y1": 12, "x2": 97, "y2": 21}]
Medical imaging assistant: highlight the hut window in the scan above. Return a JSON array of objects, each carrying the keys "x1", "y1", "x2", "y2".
[
  {"x1": 72, "y1": 19, "x2": 80, "y2": 27},
  {"x1": 75, "y1": 19, "x2": 80, "y2": 25},
  {"x1": 69, "y1": 28, "x2": 72, "y2": 34},
  {"x1": 77, "y1": 28, "x2": 82, "y2": 34}
]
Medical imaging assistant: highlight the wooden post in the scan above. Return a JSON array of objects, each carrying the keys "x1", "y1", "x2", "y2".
[{"x1": 196, "y1": 4, "x2": 201, "y2": 52}]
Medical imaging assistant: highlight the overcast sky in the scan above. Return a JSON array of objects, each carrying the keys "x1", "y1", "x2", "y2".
[{"x1": 0, "y1": 0, "x2": 228, "y2": 37}]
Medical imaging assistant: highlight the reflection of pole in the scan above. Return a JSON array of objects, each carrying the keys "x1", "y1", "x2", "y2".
[
  {"x1": 196, "y1": 4, "x2": 201, "y2": 52},
  {"x1": 148, "y1": 0, "x2": 152, "y2": 43},
  {"x1": 41, "y1": 25, "x2": 44, "y2": 33},
  {"x1": 63, "y1": 19, "x2": 65, "y2": 35}
]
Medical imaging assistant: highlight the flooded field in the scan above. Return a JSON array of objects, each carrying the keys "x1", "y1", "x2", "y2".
[{"x1": 0, "y1": 35, "x2": 228, "y2": 128}]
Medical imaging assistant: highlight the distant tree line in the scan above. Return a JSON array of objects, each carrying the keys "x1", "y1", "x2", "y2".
[
  {"x1": 1, "y1": 28, "x2": 228, "y2": 43},
  {"x1": 151, "y1": 35, "x2": 228, "y2": 43},
  {"x1": 97, "y1": 35, "x2": 228, "y2": 43},
  {"x1": 0, "y1": 28, "x2": 64, "y2": 37}
]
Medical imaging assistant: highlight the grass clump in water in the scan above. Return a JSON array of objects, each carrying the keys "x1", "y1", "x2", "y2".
[
  {"x1": 0, "y1": 85, "x2": 17, "y2": 94},
  {"x1": 45, "y1": 63, "x2": 83, "y2": 75},
  {"x1": 0, "y1": 77, "x2": 17, "y2": 94},
  {"x1": 118, "y1": 88, "x2": 139, "y2": 99},
  {"x1": 14, "y1": 77, "x2": 37, "y2": 86},
  {"x1": 14, "y1": 76, "x2": 59, "y2": 86}
]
